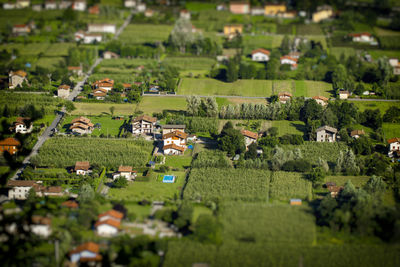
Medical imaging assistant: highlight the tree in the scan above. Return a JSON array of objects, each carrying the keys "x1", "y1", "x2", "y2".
[
  {"x1": 364, "y1": 176, "x2": 386, "y2": 196},
  {"x1": 26, "y1": 188, "x2": 36, "y2": 203},
  {"x1": 342, "y1": 149, "x2": 360, "y2": 175},
  {"x1": 300, "y1": 99, "x2": 323, "y2": 122},
  {"x1": 376, "y1": 57, "x2": 392, "y2": 86},
  {"x1": 109, "y1": 106, "x2": 115, "y2": 117},
  {"x1": 77, "y1": 183, "x2": 95, "y2": 203},
  {"x1": 226, "y1": 60, "x2": 238, "y2": 82},
  {"x1": 245, "y1": 142, "x2": 258, "y2": 159},
  {"x1": 186, "y1": 95, "x2": 201, "y2": 116},
  {"x1": 193, "y1": 214, "x2": 222, "y2": 245},
  {"x1": 169, "y1": 18, "x2": 196, "y2": 53},
  {"x1": 332, "y1": 64, "x2": 347, "y2": 91},
  {"x1": 113, "y1": 177, "x2": 128, "y2": 188},
  {"x1": 218, "y1": 128, "x2": 246, "y2": 156},
  {"x1": 308, "y1": 167, "x2": 325, "y2": 187},
  {"x1": 174, "y1": 202, "x2": 193, "y2": 232},
  {"x1": 203, "y1": 97, "x2": 218, "y2": 117},
  {"x1": 280, "y1": 35, "x2": 291, "y2": 55}
]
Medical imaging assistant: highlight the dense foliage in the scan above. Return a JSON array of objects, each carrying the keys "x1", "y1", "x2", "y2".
[{"x1": 269, "y1": 171, "x2": 312, "y2": 201}]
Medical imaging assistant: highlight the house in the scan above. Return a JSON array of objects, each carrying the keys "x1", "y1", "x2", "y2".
[
  {"x1": 92, "y1": 88, "x2": 107, "y2": 100},
  {"x1": 312, "y1": 95, "x2": 329, "y2": 106},
  {"x1": 163, "y1": 131, "x2": 187, "y2": 150},
  {"x1": 0, "y1": 137, "x2": 21, "y2": 155},
  {"x1": 88, "y1": 4, "x2": 100, "y2": 14},
  {"x1": 180, "y1": 9, "x2": 191, "y2": 19},
  {"x1": 11, "y1": 117, "x2": 33, "y2": 134},
  {"x1": 264, "y1": 4, "x2": 286, "y2": 16},
  {"x1": 112, "y1": 166, "x2": 137, "y2": 181},
  {"x1": 288, "y1": 51, "x2": 301, "y2": 59},
  {"x1": 131, "y1": 115, "x2": 157, "y2": 134},
  {"x1": 74, "y1": 161, "x2": 91, "y2": 175},
  {"x1": 338, "y1": 90, "x2": 350, "y2": 100},
  {"x1": 187, "y1": 134, "x2": 197, "y2": 142},
  {"x1": 312, "y1": 5, "x2": 333, "y2": 23},
  {"x1": 59, "y1": 0, "x2": 72, "y2": 9},
  {"x1": 40, "y1": 186, "x2": 64, "y2": 197},
  {"x1": 58, "y1": 84, "x2": 71, "y2": 99},
  {"x1": 95, "y1": 219, "x2": 120, "y2": 236},
  {"x1": 75, "y1": 31, "x2": 103, "y2": 44},
  {"x1": 388, "y1": 137, "x2": 400, "y2": 157},
  {"x1": 278, "y1": 92, "x2": 292, "y2": 103},
  {"x1": 69, "y1": 242, "x2": 102, "y2": 264},
  {"x1": 251, "y1": 48, "x2": 270, "y2": 62},
  {"x1": 72, "y1": 0, "x2": 86, "y2": 11},
  {"x1": 31, "y1": 216, "x2": 52, "y2": 238},
  {"x1": 316, "y1": 125, "x2": 337, "y2": 142},
  {"x1": 278, "y1": 11, "x2": 297, "y2": 18},
  {"x1": 217, "y1": 4, "x2": 227, "y2": 11},
  {"x1": 250, "y1": 7, "x2": 264, "y2": 15},
  {"x1": 103, "y1": 51, "x2": 120, "y2": 59},
  {"x1": 350, "y1": 129, "x2": 365, "y2": 139},
  {"x1": 163, "y1": 144, "x2": 186, "y2": 155},
  {"x1": 241, "y1": 129, "x2": 258, "y2": 148},
  {"x1": 162, "y1": 124, "x2": 186, "y2": 134},
  {"x1": 290, "y1": 199, "x2": 302, "y2": 206},
  {"x1": 280, "y1": 56, "x2": 298, "y2": 67},
  {"x1": 137, "y1": 3, "x2": 146, "y2": 12},
  {"x1": 12, "y1": 24, "x2": 31, "y2": 35},
  {"x1": 70, "y1": 116, "x2": 94, "y2": 134},
  {"x1": 68, "y1": 66, "x2": 83, "y2": 76},
  {"x1": 6, "y1": 180, "x2": 37, "y2": 199},
  {"x1": 61, "y1": 200, "x2": 79, "y2": 209},
  {"x1": 3, "y1": 2, "x2": 16, "y2": 9},
  {"x1": 93, "y1": 78, "x2": 114, "y2": 91},
  {"x1": 124, "y1": 0, "x2": 136, "y2": 8},
  {"x1": 16, "y1": 0, "x2": 30, "y2": 9},
  {"x1": 229, "y1": 1, "x2": 250, "y2": 14},
  {"x1": 122, "y1": 83, "x2": 132, "y2": 90},
  {"x1": 9, "y1": 70, "x2": 28, "y2": 89},
  {"x1": 32, "y1": 4, "x2": 42, "y2": 11},
  {"x1": 98, "y1": 209, "x2": 124, "y2": 222},
  {"x1": 223, "y1": 24, "x2": 243, "y2": 38},
  {"x1": 144, "y1": 9, "x2": 154, "y2": 17},
  {"x1": 45, "y1": 0, "x2": 57, "y2": 9},
  {"x1": 88, "y1": 23, "x2": 116, "y2": 34},
  {"x1": 348, "y1": 32, "x2": 374, "y2": 43},
  {"x1": 327, "y1": 185, "x2": 343, "y2": 198},
  {"x1": 389, "y1": 58, "x2": 400, "y2": 75}
]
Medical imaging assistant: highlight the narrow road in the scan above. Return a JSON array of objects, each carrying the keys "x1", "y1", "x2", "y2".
[{"x1": 11, "y1": 12, "x2": 134, "y2": 180}]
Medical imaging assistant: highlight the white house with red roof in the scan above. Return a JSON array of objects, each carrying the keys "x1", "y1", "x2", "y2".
[
  {"x1": 163, "y1": 130, "x2": 187, "y2": 155},
  {"x1": 112, "y1": 166, "x2": 137, "y2": 181},
  {"x1": 348, "y1": 32, "x2": 374, "y2": 43},
  {"x1": 69, "y1": 242, "x2": 102, "y2": 264},
  {"x1": 95, "y1": 209, "x2": 123, "y2": 237},
  {"x1": 88, "y1": 24, "x2": 116, "y2": 34},
  {"x1": 252, "y1": 48, "x2": 270, "y2": 62},
  {"x1": 31, "y1": 215, "x2": 52, "y2": 238},
  {"x1": 388, "y1": 138, "x2": 400, "y2": 157},
  {"x1": 180, "y1": 9, "x2": 191, "y2": 19},
  {"x1": 280, "y1": 55, "x2": 298, "y2": 65},
  {"x1": 72, "y1": 0, "x2": 86, "y2": 11},
  {"x1": 241, "y1": 129, "x2": 258, "y2": 148}
]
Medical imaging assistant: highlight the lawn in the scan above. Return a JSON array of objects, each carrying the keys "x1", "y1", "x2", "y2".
[
  {"x1": 382, "y1": 123, "x2": 400, "y2": 139},
  {"x1": 164, "y1": 155, "x2": 192, "y2": 171},
  {"x1": 72, "y1": 103, "x2": 137, "y2": 116},
  {"x1": 178, "y1": 78, "x2": 333, "y2": 97},
  {"x1": 119, "y1": 24, "x2": 173, "y2": 44},
  {"x1": 324, "y1": 175, "x2": 370, "y2": 188},
  {"x1": 44, "y1": 43, "x2": 76, "y2": 57},
  {"x1": 368, "y1": 50, "x2": 400, "y2": 60},
  {"x1": 61, "y1": 115, "x2": 126, "y2": 137},
  {"x1": 108, "y1": 171, "x2": 186, "y2": 201},
  {"x1": 163, "y1": 56, "x2": 216, "y2": 71},
  {"x1": 137, "y1": 96, "x2": 187, "y2": 114},
  {"x1": 268, "y1": 120, "x2": 306, "y2": 136},
  {"x1": 350, "y1": 100, "x2": 400, "y2": 113},
  {"x1": 35, "y1": 56, "x2": 65, "y2": 70},
  {"x1": 330, "y1": 47, "x2": 356, "y2": 59},
  {"x1": 243, "y1": 35, "x2": 283, "y2": 54}
]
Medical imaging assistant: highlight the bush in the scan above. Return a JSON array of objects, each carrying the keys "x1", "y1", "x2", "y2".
[{"x1": 282, "y1": 159, "x2": 312, "y2": 172}]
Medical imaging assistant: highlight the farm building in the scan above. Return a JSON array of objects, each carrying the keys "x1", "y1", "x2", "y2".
[
  {"x1": 59, "y1": 0, "x2": 72, "y2": 9},
  {"x1": 75, "y1": 31, "x2": 103, "y2": 44},
  {"x1": 70, "y1": 116, "x2": 94, "y2": 134},
  {"x1": 251, "y1": 48, "x2": 270, "y2": 62},
  {"x1": 68, "y1": 66, "x2": 83, "y2": 76},
  {"x1": 30, "y1": 215, "x2": 52, "y2": 238},
  {"x1": 131, "y1": 115, "x2": 157, "y2": 135},
  {"x1": 9, "y1": 70, "x2": 28, "y2": 89},
  {"x1": 162, "y1": 124, "x2": 186, "y2": 134},
  {"x1": 69, "y1": 242, "x2": 102, "y2": 264},
  {"x1": 10, "y1": 117, "x2": 33, "y2": 134},
  {"x1": 93, "y1": 78, "x2": 114, "y2": 91},
  {"x1": 95, "y1": 210, "x2": 123, "y2": 237},
  {"x1": 229, "y1": 1, "x2": 250, "y2": 14},
  {"x1": 3, "y1": 2, "x2": 16, "y2": 9},
  {"x1": 92, "y1": 88, "x2": 108, "y2": 100},
  {"x1": 103, "y1": 51, "x2": 120, "y2": 59},
  {"x1": 327, "y1": 185, "x2": 343, "y2": 198},
  {"x1": 58, "y1": 84, "x2": 71, "y2": 99},
  {"x1": 280, "y1": 56, "x2": 298, "y2": 69},
  {"x1": 338, "y1": 90, "x2": 350, "y2": 99},
  {"x1": 316, "y1": 125, "x2": 337, "y2": 142},
  {"x1": 16, "y1": 0, "x2": 30, "y2": 9},
  {"x1": 12, "y1": 24, "x2": 31, "y2": 35},
  {"x1": 163, "y1": 144, "x2": 186, "y2": 155},
  {"x1": 224, "y1": 24, "x2": 243, "y2": 38},
  {"x1": 241, "y1": 129, "x2": 258, "y2": 148},
  {"x1": 137, "y1": 3, "x2": 146, "y2": 12},
  {"x1": 112, "y1": 166, "x2": 137, "y2": 181},
  {"x1": 350, "y1": 129, "x2": 365, "y2": 139},
  {"x1": 389, "y1": 58, "x2": 400, "y2": 75},
  {"x1": 6, "y1": 180, "x2": 38, "y2": 200},
  {"x1": 145, "y1": 9, "x2": 154, "y2": 17},
  {"x1": 348, "y1": 32, "x2": 375, "y2": 44},
  {"x1": 74, "y1": 161, "x2": 91, "y2": 175},
  {"x1": 312, "y1": 95, "x2": 329, "y2": 106},
  {"x1": 0, "y1": 137, "x2": 21, "y2": 155},
  {"x1": 278, "y1": 92, "x2": 292, "y2": 103},
  {"x1": 312, "y1": 5, "x2": 333, "y2": 23},
  {"x1": 251, "y1": 7, "x2": 264, "y2": 15},
  {"x1": 264, "y1": 4, "x2": 286, "y2": 16},
  {"x1": 388, "y1": 138, "x2": 400, "y2": 157}
]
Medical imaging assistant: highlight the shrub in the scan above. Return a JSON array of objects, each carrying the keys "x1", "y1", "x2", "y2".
[{"x1": 282, "y1": 159, "x2": 312, "y2": 172}]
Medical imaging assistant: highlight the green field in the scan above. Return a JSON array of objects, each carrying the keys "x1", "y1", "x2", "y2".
[
  {"x1": 35, "y1": 56, "x2": 65, "y2": 70},
  {"x1": 108, "y1": 171, "x2": 186, "y2": 201},
  {"x1": 243, "y1": 35, "x2": 284, "y2": 54},
  {"x1": 178, "y1": 78, "x2": 333, "y2": 97},
  {"x1": 350, "y1": 101, "x2": 400, "y2": 113},
  {"x1": 368, "y1": 50, "x2": 400, "y2": 60},
  {"x1": 382, "y1": 123, "x2": 400, "y2": 139},
  {"x1": 119, "y1": 24, "x2": 173, "y2": 44},
  {"x1": 296, "y1": 24, "x2": 323, "y2": 35},
  {"x1": 61, "y1": 115, "x2": 125, "y2": 137},
  {"x1": 137, "y1": 96, "x2": 187, "y2": 114},
  {"x1": 269, "y1": 172, "x2": 312, "y2": 201},
  {"x1": 325, "y1": 175, "x2": 370, "y2": 188},
  {"x1": 72, "y1": 103, "x2": 137, "y2": 116},
  {"x1": 163, "y1": 56, "x2": 216, "y2": 71},
  {"x1": 330, "y1": 47, "x2": 356, "y2": 59}
]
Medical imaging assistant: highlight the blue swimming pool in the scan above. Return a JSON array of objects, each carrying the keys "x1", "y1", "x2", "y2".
[{"x1": 163, "y1": 175, "x2": 176, "y2": 183}]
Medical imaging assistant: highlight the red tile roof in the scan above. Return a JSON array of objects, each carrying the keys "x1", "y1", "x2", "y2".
[
  {"x1": 252, "y1": 48, "x2": 270, "y2": 55},
  {"x1": 312, "y1": 95, "x2": 329, "y2": 102},
  {"x1": 0, "y1": 137, "x2": 21, "y2": 146},
  {"x1": 61, "y1": 200, "x2": 79, "y2": 209},
  {"x1": 74, "y1": 161, "x2": 90, "y2": 171},
  {"x1": 278, "y1": 92, "x2": 293, "y2": 97},
  {"x1": 350, "y1": 130, "x2": 365, "y2": 137},
  {"x1": 388, "y1": 138, "x2": 400, "y2": 144},
  {"x1": 133, "y1": 115, "x2": 157, "y2": 123},
  {"x1": 32, "y1": 215, "x2": 52, "y2": 225},
  {"x1": 280, "y1": 56, "x2": 298, "y2": 62},
  {"x1": 163, "y1": 144, "x2": 185, "y2": 152},
  {"x1": 69, "y1": 242, "x2": 100, "y2": 255},
  {"x1": 58, "y1": 84, "x2": 71, "y2": 90},
  {"x1": 95, "y1": 218, "x2": 121, "y2": 229},
  {"x1": 241, "y1": 129, "x2": 258, "y2": 139},
  {"x1": 163, "y1": 130, "x2": 188, "y2": 140},
  {"x1": 98, "y1": 209, "x2": 124, "y2": 220},
  {"x1": 7, "y1": 180, "x2": 37, "y2": 187},
  {"x1": 118, "y1": 166, "x2": 132, "y2": 172},
  {"x1": 10, "y1": 70, "x2": 27, "y2": 77}
]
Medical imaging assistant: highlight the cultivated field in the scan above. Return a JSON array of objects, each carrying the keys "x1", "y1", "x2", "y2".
[
  {"x1": 269, "y1": 171, "x2": 312, "y2": 201},
  {"x1": 137, "y1": 96, "x2": 187, "y2": 114},
  {"x1": 163, "y1": 56, "x2": 216, "y2": 71},
  {"x1": 119, "y1": 24, "x2": 173, "y2": 44},
  {"x1": 72, "y1": 103, "x2": 137, "y2": 116}
]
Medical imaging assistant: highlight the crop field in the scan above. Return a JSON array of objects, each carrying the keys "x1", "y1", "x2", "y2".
[
  {"x1": 88, "y1": 73, "x2": 136, "y2": 83},
  {"x1": 330, "y1": 47, "x2": 356, "y2": 59},
  {"x1": 296, "y1": 24, "x2": 323, "y2": 35},
  {"x1": 0, "y1": 92, "x2": 65, "y2": 115},
  {"x1": 269, "y1": 172, "x2": 312, "y2": 201},
  {"x1": 163, "y1": 56, "x2": 216, "y2": 71},
  {"x1": 100, "y1": 58, "x2": 156, "y2": 68},
  {"x1": 72, "y1": 103, "x2": 137, "y2": 116},
  {"x1": 183, "y1": 168, "x2": 270, "y2": 202},
  {"x1": 325, "y1": 175, "x2": 370, "y2": 188},
  {"x1": 119, "y1": 24, "x2": 173, "y2": 44},
  {"x1": 382, "y1": 123, "x2": 400, "y2": 139},
  {"x1": 243, "y1": 35, "x2": 284, "y2": 54},
  {"x1": 185, "y1": 2, "x2": 217, "y2": 11},
  {"x1": 61, "y1": 115, "x2": 126, "y2": 137},
  {"x1": 281, "y1": 142, "x2": 348, "y2": 165},
  {"x1": 44, "y1": 43, "x2": 76, "y2": 57},
  {"x1": 0, "y1": 43, "x2": 50, "y2": 56},
  {"x1": 108, "y1": 171, "x2": 185, "y2": 202},
  {"x1": 267, "y1": 120, "x2": 306, "y2": 136},
  {"x1": 178, "y1": 78, "x2": 333, "y2": 97},
  {"x1": 350, "y1": 100, "x2": 400, "y2": 113},
  {"x1": 31, "y1": 137, "x2": 153, "y2": 169},
  {"x1": 368, "y1": 50, "x2": 400, "y2": 60},
  {"x1": 222, "y1": 203, "x2": 316, "y2": 245},
  {"x1": 137, "y1": 96, "x2": 187, "y2": 114},
  {"x1": 191, "y1": 150, "x2": 231, "y2": 168},
  {"x1": 192, "y1": 10, "x2": 231, "y2": 32},
  {"x1": 374, "y1": 27, "x2": 400, "y2": 36},
  {"x1": 35, "y1": 56, "x2": 65, "y2": 70}
]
